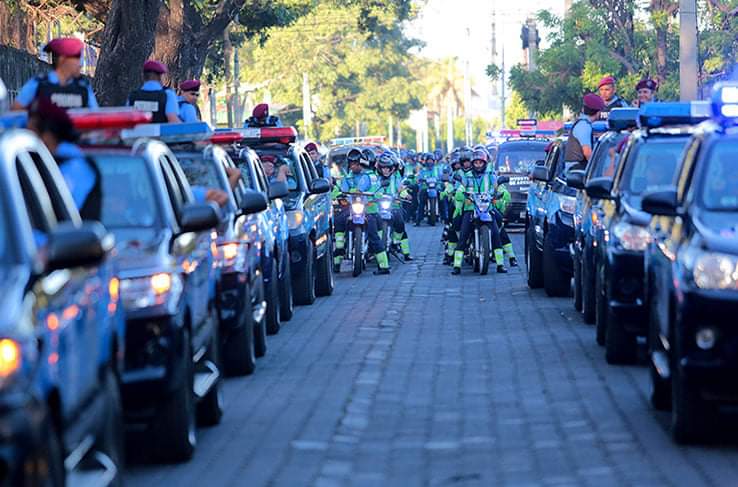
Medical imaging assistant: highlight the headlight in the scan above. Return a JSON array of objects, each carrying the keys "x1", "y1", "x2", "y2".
[
  {"x1": 0, "y1": 339, "x2": 21, "y2": 381},
  {"x1": 559, "y1": 196, "x2": 576, "y2": 214},
  {"x1": 612, "y1": 222, "x2": 652, "y2": 251},
  {"x1": 351, "y1": 202, "x2": 365, "y2": 214},
  {"x1": 693, "y1": 252, "x2": 738, "y2": 290},
  {"x1": 217, "y1": 242, "x2": 244, "y2": 269},
  {"x1": 380, "y1": 200, "x2": 392, "y2": 210},
  {"x1": 121, "y1": 273, "x2": 183, "y2": 311},
  {"x1": 287, "y1": 210, "x2": 305, "y2": 230}
]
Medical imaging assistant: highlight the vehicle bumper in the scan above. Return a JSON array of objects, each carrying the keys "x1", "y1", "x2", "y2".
[
  {"x1": 606, "y1": 248, "x2": 646, "y2": 334},
  {"x1": 676, "y1": 288, "x2": 738, "y2": 402},
  {"x1": 549, "y1": 212, "x2": 575, "y2": 275},
  {"x1": 0, "y1": 396, "x2": 49, "y2": 486}
]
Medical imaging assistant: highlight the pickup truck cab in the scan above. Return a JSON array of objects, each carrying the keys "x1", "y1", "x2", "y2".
[{"x1": 0, "y1": 123, "x2": 124, "y2": 484}]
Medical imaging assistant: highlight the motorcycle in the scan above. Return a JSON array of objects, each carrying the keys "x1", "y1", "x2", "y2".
[
  {"x1": 464, "y1": 191, "x2": 494, "y2": 276},
  {"x1": 425, "y1": 177, "x2": 439, "y2": 226},
  {"x1": 338, "y1": 192, "x2": 373, "y2": 277}
]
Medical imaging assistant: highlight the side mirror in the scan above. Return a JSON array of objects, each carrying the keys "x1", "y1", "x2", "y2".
[
  {"x1": 268, "y1": 181, "x2": 289, "y2": 200},
  {"x1": 180, "y1": 203, "x2": 220, "y2": 233},
  {"x1": 309, "y1": 178, "x2": 330, "y2": 194},
  {"x1": 47, "y1": 222, "x2": 112, "y2": 272},
  {"x1": 585, "y1": 177, "x2": 614, "y2": 200},
  {"x1": 240, "y1": 189, "x2": 268, "y2": 215},
  {"x1": 641, "y1": 188, "x2": 679, "y2": 216},
  {"x1": 535, "y1": 159, "x2": 545, "y2": 166},
  {"x1": 496, "y1": 175, "x2": 510, "y2": 186},
  {"x1": 566, "y1": 169, "x2": 586, "y2": 190},
  {"x1": 530, "y1": 165, "x2": 550, "y2": 182}
]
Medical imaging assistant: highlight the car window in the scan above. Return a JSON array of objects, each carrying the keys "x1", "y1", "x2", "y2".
[
  {"x1": 496, "y1": 143, "x2": 548, "y2": 174},
  {"x1": 700, "y1": 140, "x2": 738, "y2": 211},
  {"x1": 620, "y1": 140, "x2": 687, "y2": 204},
  {"x1": 95, "y1": 154, "x2": 162, "y2": 228},
  {"x1": 15, "y1": 154, "x2": 55, "y2": 233},
  {"x1": 589, "y1": 134, "x2": 627, "y2": 179},
  {"x1": 255, "y1": 148, "x2": 300, "y2": 192},
  {"x1": 27, "y1": 151, "x2": 74, "y2": 223},
  {"x1": 158, "y1": 156, "x2": 184, "y2": 216},
  {"x1": 179, "y1": 155, "x2": 223, "y2": 190},
  {"x1": 165, "y1": 155, "x2": 195, "y2": 204}
]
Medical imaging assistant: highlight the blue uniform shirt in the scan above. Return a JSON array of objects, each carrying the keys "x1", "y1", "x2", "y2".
[
  {"x1": 16, "y1": 70, "x2": 99, "y2": 108},
  {"x1": 572, "y1": 115, "x2": 593, "y2": 152},
  {"x1": 340, "y1": 171, "x2": 374, "y2": 193},
  {"x1": 192, "y1": 186, "x2": 208, "y2": 203},
  {"x1": 128, "y1": 80, "x2": 179, "y2": 117},
  {"x1": 56, "y1": 142, "x2": 96, "y2": 210},
  {"x1": 178, "y1": 96, "x2": 200, "y2": 122}
]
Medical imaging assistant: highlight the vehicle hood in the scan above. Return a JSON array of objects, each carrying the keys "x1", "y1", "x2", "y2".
[
  {"x1": 110, "y1": 228, "x2": 174, "y2": 276},
  {"x1": 694, "y1": 209, "x2": 738, "y2": 255},
  {"x1": 620, "y1": 199, "x2": 651, "y2": 227}
]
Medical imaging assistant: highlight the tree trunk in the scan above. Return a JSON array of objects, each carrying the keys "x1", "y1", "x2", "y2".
[
  {"x1": 0, "y1": 2, "x2": 35, "y2": 53},
  {"x1": 93, "y1": 0, "x2": 162, "y2": 105},
  {"x1": 223, "y1": 27, "x2": 234, "y2": 127}
]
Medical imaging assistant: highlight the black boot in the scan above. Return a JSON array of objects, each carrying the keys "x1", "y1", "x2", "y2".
[
  {"x1": 509, "y1": 257, "x2": 518, "y2": 267},
  {"x1": 404, "y1": 254, "x2": 414, "y2": 262},
  {"x1": 451, "y1": 267, "x2": 461, "y2": 275},
  {"x1": 374, "y1": 267, "x2": 390, "y2": 275},
  {"x1": 442, "y1": 254, "x2": 451, "y2": 265},
  {"x1": 497, "y1": 265, "x2": 508, "y2": 274}
]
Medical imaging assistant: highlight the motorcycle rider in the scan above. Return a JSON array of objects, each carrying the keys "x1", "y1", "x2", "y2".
[
  {"x1": 334, "y1": 148, "x2": 391, "y2": 274},
  {"x1": 452, "y1": 149, "x2": 507, "y2": 275},
  {"x1": 375, "y1": 153, "x2": 413, "y2": 261},
  {"x1": 127, "y1": 60, "x2": 181, "y2": 123},
  {"x1": 493, "y1": 181, "x2": 518, "y2": 267},
  {"x1": 444, "y1": 148, "x2": 474, "y2": 265},
  {"x1": 415, "y1": 153, "x2": 440, "y2": 226},
  {"x1": 14, "y1": 37, "x2": 98, "y2": 110}
]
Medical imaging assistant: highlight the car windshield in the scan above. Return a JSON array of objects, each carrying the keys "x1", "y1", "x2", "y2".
[
  {"x1": 620, "y1": 139, "x2": 686, "y2": 200},
  {"x1": 95, "y1": 154, "x2": 162, "y2": 229},
  {"x1": 253, "y1": 147, "x2": 300, "y2": 193},
  {"x1": 590, "y1": 133, "x2": 627, "y2": 179},
  {"x1": 496, "y1": 143, "x2": 547, "y2": 173},
  {"x1": 701, "y1": 141, "x2": 738, "y2": 211},
  {"x1": 178, "y1": 155, "x2": 227, "y2": 191}
]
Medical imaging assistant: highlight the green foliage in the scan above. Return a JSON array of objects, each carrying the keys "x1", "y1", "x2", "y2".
[{"x1": 505, "y1": 91, "x2": 529, "y2": 128}]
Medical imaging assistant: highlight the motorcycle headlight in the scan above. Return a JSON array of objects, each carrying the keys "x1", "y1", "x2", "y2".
[
  {"x1": 693, "y1": 252, "x2": 738, "y2": 290},
  {"x1": 612, "y1": 222, "x2": 652, "y2": 251},
  {"x1": 380, "y1": 200, "x2": 392, "y2": 210},
  {"x1": 287, "y1": 210, "x2": 305, "y2": 230},
  {"x1": 351, "y1": 202, "x2": 365, "y2": 214},
  {"x1": 121, "y1": 273, "x2": 183, "y2": 311},
  {"x1": 559, "y1": 196, "x2": 576, "y2": 214}
]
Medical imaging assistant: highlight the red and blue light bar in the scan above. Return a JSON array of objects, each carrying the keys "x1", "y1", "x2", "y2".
[
  {"x1": 121, "y1": 121, "x2": 214, "y2": 143},
  {"x1": 214, "y1": 126, "x2": 297, "y2": 145},
  {"x1": 68, "y1": 108, "x2": 152, "y2": 130}
]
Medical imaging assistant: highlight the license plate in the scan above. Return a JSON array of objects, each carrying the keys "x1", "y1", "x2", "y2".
[{"x1": 520, "y1": 211, "x2": 526, "y2": 219}]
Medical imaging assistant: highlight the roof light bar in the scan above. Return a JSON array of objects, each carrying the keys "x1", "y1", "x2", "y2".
[
  {"x1": 607, "y1": 108, "x2": 639, "y2": 131},
  {"x1": 639, "y1": 101, "x2": 710, "y2": 128},
  {"x1": 210, "y1": 132, "x2": 245, "y2": 144},
  {"x1": 711, "y1": 82, "x2": 738, "y2": 127},
  {"x1": 68, "y1": 108, "x2": 152, "y2": 130},
  {"x1": 121, "y1": 121, "x2": 214, "y2": 143}
]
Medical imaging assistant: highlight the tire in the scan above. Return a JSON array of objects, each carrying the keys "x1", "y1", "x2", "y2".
[
  {"x1": 279, "y1": 258, "x2": 294, "y2": 322},
  {"x1": 352, "y1": 227, "x2": 363, "y2": 277},
  {"x1": 573, "y1": 255, "x2": 583, "y2": 312},
  {"x1": 428, "y1": 198, "x2": 437, "y2": 226},
  {"x1": 315, "y1": 234, "x2": 335, "y2": 297},
  {"x1": 543, "y1": 234, "x2": 570, "y2": 297},
  {"x1": 253, "y1": 278, "x2": 268, "y2": 358},
  {"x1": 526, "y1": 225, "x2": 543, "y2": 289},
  {"x1": 581, "y1": 249, "x2": 596, "y2": 324},
  {"x1": 265, "y1": 258, "x2": 281, "y2": 335},
  {"x1": 595, "y1": 266, "x2": 607, "y2": 346},
  {"x1": 479, "y1": 224, "x2": 491, "y2": 276},
  {"x1": 43, "y1": 421, "x2": 65, "y2": 487},
  {"x1": 223, "y1": 282, "x2": 256, "y2": 376},
  {"x1": 155, "y1": 328, "x2": 196, "y2": 463},
  {"x1": 650, "y1": 360, "x2": 671, "y2": 411},
  {"x1": 293, "y1": 239, "x2": 316, "y2": 305},
  {"x1": 604, "y1": 293, "x2": 637, "y2": 365},
  {"x1": 671, "y1": 356, "x2": 714, "y2": 444},
  {"x1": 84, "y1": 368, "x2": 123, "y2": 486},
  {"x1": 197, "y1": 322, "x2": 223, "y2": 427}
]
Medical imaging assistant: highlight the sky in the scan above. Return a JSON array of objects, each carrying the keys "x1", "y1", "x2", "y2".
[{"x1": 406, "y1": 0, "x2": 566, "y2": 118}]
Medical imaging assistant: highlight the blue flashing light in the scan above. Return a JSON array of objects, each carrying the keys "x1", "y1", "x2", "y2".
[
  {"x1": 638, "y1": 101, "x2": 710, "y2": 128},
  {"x1": 711, "y1": 82, "x2": 738, "y2": 127},
  {"x1": 121, "y1": 121, "x2": 213, "y2": 143},
  {"x1": 0, "y1": 111, "x2": 28, "y2": 131},
  {"x1": 607, "y1": 108, "x2": 639, "y2": 131}
]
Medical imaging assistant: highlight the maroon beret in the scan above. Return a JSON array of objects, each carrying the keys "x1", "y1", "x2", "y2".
[
  {"x1": 304, "y1": 142, "x2": 319, "y2": 152},
  {"x1": 597, "y1": 76, "x2": 616, "y2": 89},
  {"x1": 583, "y1": 93, "x2": 606, "y2": 111},
  {"x1": 143, "y1": 60, "x2": 167, "y2": 74},
  {"x1": 636, "y1": 79, "x2": 658, "y2": 91},
  {"x1": 253, "y1": 103, "x2": 269, "y2": 119},
  {"x1": 43, "y1": 38, "x2": 84, "y2": 57},
  {"x1": 180, "y1": 79, "x2": 200, "y2": 92}
]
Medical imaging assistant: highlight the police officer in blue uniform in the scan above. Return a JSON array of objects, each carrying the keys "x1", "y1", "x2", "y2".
[
  {"x1": 127, "y1": 60, "x2": 181, "y2": 123},
  {"x1": 178, "y1": 79, "x2": 202, "y2": 122},
  {"x1": 13, "y1": 37, "x2": 98, "y2": 110},
  {"x1": 27, "y1": 97, "x2": 101, "y2": 220},
  {"x1": 305, "y1": 141, "x2": 330, "y2": 179},
  {"x1": 564, "y1": 93, "x2": 606, "y2": 171}
]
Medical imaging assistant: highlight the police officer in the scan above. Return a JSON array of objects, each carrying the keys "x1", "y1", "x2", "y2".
[
  {"x1": 415, "y1": 153, "x2": 439, "y2": 226},
  {"x1": 564, "y1": 93, "x2": 606, "y2": 171},
  {"x1": 13, "y1": 37, "x2": 98, "y2": 110},
  {"x1": 634, "y1": 78, "x2": 658, "y2": 107},
  {"x1": 334, "y1": 149, "x2": 390, "y2": 274},
  {"x1": 244, "y1": 103, "x2": 282, "y2": 127},
  {"x1": 444, "y1": 148, "x2": 473, "y2": 265},
  {"x1": 305, "y1": 142, "x2": 330, "y2": 179},
  {"x1": 178, "y1": 79, "x2": 202, "y2": 122},
  {"x1": 127, "y1": 61, "x2": 181, "y2": 123},
  {"x1": 376, "y1": 152, "x2": 413, "y2": 261},
  {"x1": 597, "y1": 76, "x2": 629, "y2": 114},
  {"x1": 27, "y1": 97, "x2": 101, "y2": 220}
]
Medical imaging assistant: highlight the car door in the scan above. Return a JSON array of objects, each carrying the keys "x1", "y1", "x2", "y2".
[{"x1": 300, "y1": 151, "x2": 329, "y2": 253}]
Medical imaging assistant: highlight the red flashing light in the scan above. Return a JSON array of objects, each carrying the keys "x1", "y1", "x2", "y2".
[
  {"x1": 70, "y1": 110, "x2": 152, "y2": 130},
  {"x1": 259, "y1": 127, "x2": 297, "y2": 142},
  {"x1": 211, "y1": 132, "x2": 244, "y2": 144}
]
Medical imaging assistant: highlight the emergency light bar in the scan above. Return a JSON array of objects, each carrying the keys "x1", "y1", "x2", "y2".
[
  {"x1": 330, "y1": 135, "x2": 385, "y2": 147},
  {"x1": 639, "y1": 101, "x2": 710, "y2": 128},
  {"x1": 607, "y1": 108, "x2": 639, "y2": 131},
  {"x1": 562, "y1": 120, "x2": 609, "y2": 133},
  {"x1": 68, "y1": 108, "x2": 152, "y2": 130},
  {"x1": 121, "y1": 121, "x2": 214, "y2": 143},
  {"x1": 711, "y1": 82, "x2": 738, "y2": 126},
  {"x1": 210, "y1": 132, "x2": 244, "y2": 144},
  {"x1": 216, "y1": 126, "x2": 297, "y2": 145}
]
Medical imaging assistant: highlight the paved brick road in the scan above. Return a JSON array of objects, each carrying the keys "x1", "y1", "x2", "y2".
[{"x1": 126, "y1": 226, "x2": 738, "y2": 487}]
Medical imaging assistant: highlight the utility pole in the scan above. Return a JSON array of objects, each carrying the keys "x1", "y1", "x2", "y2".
[
  {"x1": 302, "y1": 72, "x2": 312, "y2": 139},
  {"x1": 501, "y1": 47, "x2": 506, "y2": 128},
  {"x1": 388, "y1": 115, "x2": 393, "y2": 147},
  {"x1": 463, "y1": 28, "x2": 472, "y2": 146},
  {"x1": 234, "y1": 48, "x2": 241, "y2": 124},
  {"x1": 526, "y1": 18, "x2": 539, "y2": 72},
  {"x1": 223, "y1": 28, "x2": 233, "y2": 128},
  {"x1": 397, "y1": 119, "x2": 402, "y2": 147},
  {"x1": 491, "y1": 10, "x2": 498, "y2": 96},
  {"x1": 679, "y1": 0, "x2": 699, "y2": 100}
]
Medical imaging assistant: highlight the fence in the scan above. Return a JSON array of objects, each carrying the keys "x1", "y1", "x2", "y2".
[{"x1": 0, "y1": 44, "x2": 49, "y2": 102}]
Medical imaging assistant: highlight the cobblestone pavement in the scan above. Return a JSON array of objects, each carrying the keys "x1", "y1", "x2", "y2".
[{"x1": 126, "y1": 226, "x2": 738, "y2": 487}]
